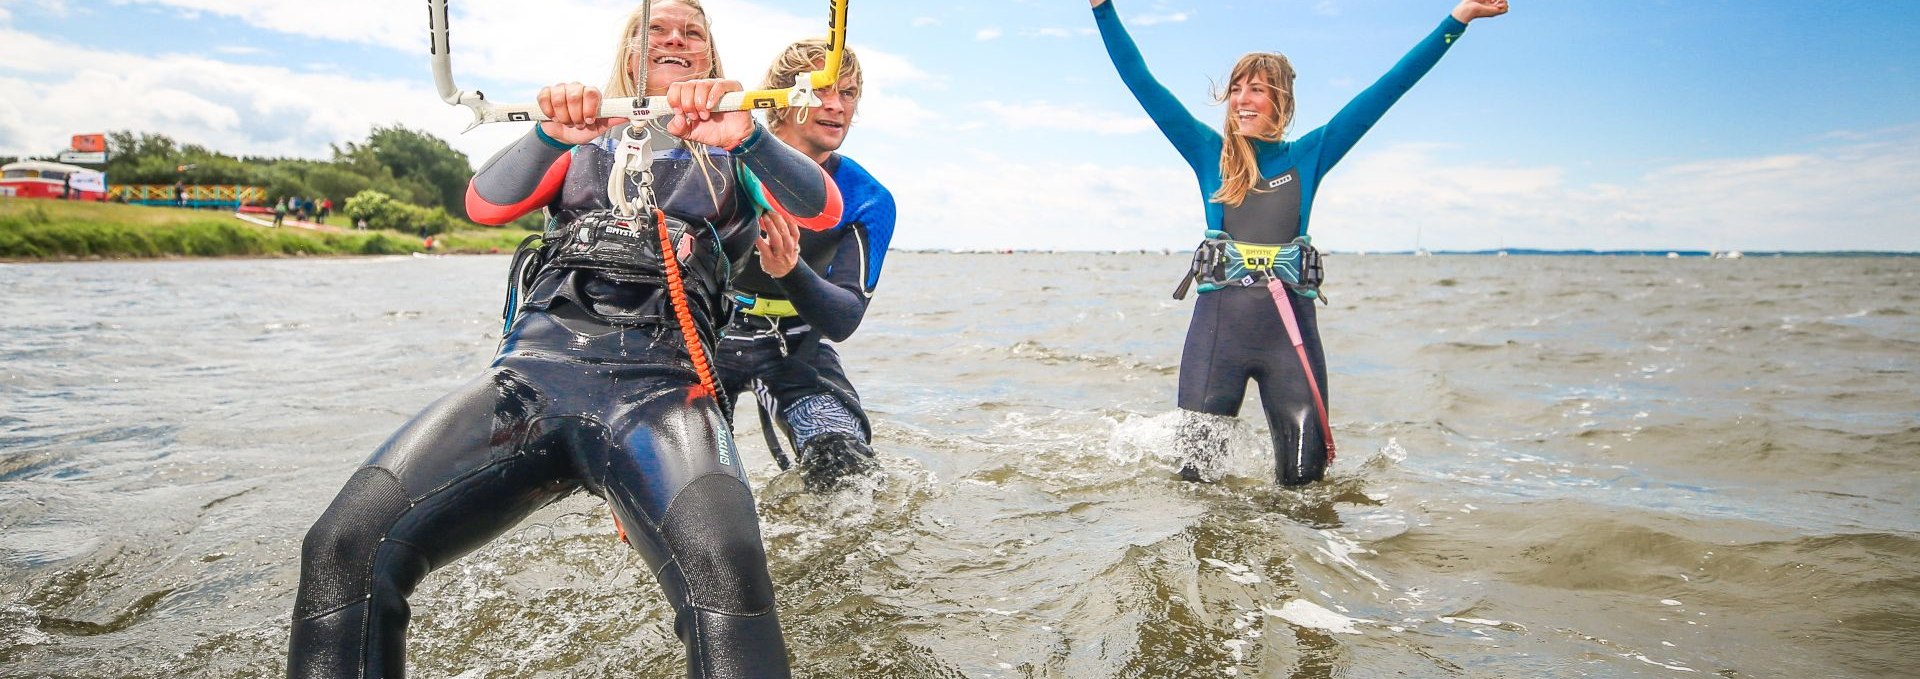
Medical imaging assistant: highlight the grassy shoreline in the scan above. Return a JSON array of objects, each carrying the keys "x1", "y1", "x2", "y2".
[{"x1": 0, "y1": 197, "x2": 535, "y2": 261}]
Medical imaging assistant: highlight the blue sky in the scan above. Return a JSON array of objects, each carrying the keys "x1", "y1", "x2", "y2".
[{"x1": 3, "y1": 0, "x2": 1916, "y2": 251}]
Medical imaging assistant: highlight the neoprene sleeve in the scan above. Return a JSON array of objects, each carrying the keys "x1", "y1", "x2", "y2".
[
  {"x1": 774, "y1": 248, "x2": 868, "y2": 341},
  {"x1": 733, "y1": 126, "x2": 843, "y2": 230}
]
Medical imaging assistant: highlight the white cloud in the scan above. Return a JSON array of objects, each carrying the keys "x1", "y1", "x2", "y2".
[
  {"x1": 862, "y1": 147, "x2": 1197, "y2": 251},
  {"x1": 0, "y1": 26, "x2": 500, "y2": 162},
  {"x1": 976, "y1": 28, "x2": 1003, "y2": 41},
  {"x1": 0, "y1": 0, "x2": 934, "y2": 170},
  {"x1": 1131, "y1": 12, "x2": 1190, "y2": 26},
  {"x1": 116, "y1": 0, "x2": 418, "y2": 52},
  {"x1": 911, "y1": 16, "x2": 938, "y2": 28},
  {"x1": 1314, "y1": 1, "x2": 1341, "y2": 17},
  {"x1": 1311, "y1": 128, "x2": 1920, "y2": 252},
  {"x1": 1026, "y1": 27, "x2": 1094, "y2": 39},
  {"x1": 214, "y1": 45, "x2": 266, "y2": 56},
  {"x1": 849, "y1": 125, "x2": 1920, "y2": 253},
  {"x1": 103, "y1": 0, "x2": 910, "y2": 95},
  {"x1": 977, "y1": 100, "x2": 1154, "y2": 136}
]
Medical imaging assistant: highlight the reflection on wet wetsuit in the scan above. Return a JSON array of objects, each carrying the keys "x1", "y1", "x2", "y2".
[{"x1": 287, "y1": 105, "x2": 839, "y2": 679}]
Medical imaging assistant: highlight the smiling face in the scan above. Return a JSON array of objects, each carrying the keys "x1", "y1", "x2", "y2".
[
  {"x1": 761, "y1": 39, "x2": 864, "y2": 163},
  {"x1": 1217, "y1": 51, "x2": 1296, "y2": 141},
  {"x1": 785, "y1": 67, "x2": 860, "y2": 160},
  {"x1": 625, "y1": 1, "x2": 715, "y2": 96},
  {"x1": 1227, "y1": 73, "x2": 1280, "y2": 138}
]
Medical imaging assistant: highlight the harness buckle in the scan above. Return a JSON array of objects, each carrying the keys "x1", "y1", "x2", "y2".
[{"x1": 1178, "y1": 234, "x2": 1327, "y2": 301}]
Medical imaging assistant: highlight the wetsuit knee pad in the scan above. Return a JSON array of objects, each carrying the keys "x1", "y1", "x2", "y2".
[
  {"x1": 295, "y1": 466, "x2": 410, "y2": 620},
  {"x1": 661, "y1": 474, "x2": 776, "y2": 615}
]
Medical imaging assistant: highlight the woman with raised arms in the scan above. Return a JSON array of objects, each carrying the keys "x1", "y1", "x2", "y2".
[{"x1": 1087, "y1": 0, "x2": 1508, "y2": 485}]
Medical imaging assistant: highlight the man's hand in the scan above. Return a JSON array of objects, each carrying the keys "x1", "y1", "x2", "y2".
[{"x1": 756, "y1": 210, "x2": 802, "y2": 278}]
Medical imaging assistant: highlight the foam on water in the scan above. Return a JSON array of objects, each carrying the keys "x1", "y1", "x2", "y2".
[{"x1": 5, "y1": 254, "x2": 1919, "y2": 677}]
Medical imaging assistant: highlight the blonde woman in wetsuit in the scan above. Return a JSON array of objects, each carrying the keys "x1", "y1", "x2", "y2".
[
  {"x1": 1087, "y1": 0, "x2": 1509, "y2": 485},
  {"x1": 286, "y1": 2, "x2": 840, "y2": 677}
]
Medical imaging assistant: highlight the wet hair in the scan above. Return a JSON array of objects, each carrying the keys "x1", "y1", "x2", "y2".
[
  {"x1": 1211, "y1": 52, "x2": 1296, "y2": 207},
  {"x1": 759, "y1": 38, "x2": 863, "y2": 132},
  {"x1": 604, "y1": 0, "x2": 725, "y2": 98}
]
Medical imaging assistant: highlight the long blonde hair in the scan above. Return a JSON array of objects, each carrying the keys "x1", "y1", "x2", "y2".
[
  {"x1": 603, "y1": 0, "x2": 728, "y2": 207},
  {"x1": 1211, "y1": 52, "x2": 1296, "y2": 207},
  {"x1": 604, "y1": 0, "x2": 724, "y2": 97},
  {"x1": 760, "y1": 38, "x2": 862, "y2": 132}
]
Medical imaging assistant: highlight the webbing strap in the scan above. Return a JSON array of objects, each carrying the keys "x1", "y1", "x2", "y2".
[
  {"x1": 1265, "y1": 279, "x2": 1336, "y2": 463},
  {"x1": 732, "y1": 293, "x2": 800, "y2": 318}
]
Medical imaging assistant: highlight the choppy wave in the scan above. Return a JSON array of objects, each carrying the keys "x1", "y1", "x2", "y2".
[{"x1": 4, "y1": 255, "x2": 1919, "y2": 677}]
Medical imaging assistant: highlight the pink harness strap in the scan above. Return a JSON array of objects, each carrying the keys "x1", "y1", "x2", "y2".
[{"x1": 1266, "y1": 280, "x2": 1336, "y2": 461}]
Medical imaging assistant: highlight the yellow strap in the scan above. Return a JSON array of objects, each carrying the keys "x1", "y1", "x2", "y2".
[
  {"x1": 1231, "y1": 243, "x2": 1286, "y2": 271},
  {"x1": 740, "y1": 296, "x2": 799, "y2": 318}
]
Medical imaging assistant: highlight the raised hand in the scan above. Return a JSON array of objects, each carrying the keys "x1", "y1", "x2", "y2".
[
  {"x1": 537, "y1": 82, "x2": 627, "y2": 145},
  {"x1": 664, "y1": 78, "x2": 754, "y2": 150},
  {"x1": 755, "y1": 209, "x2": 802, "y2": 278},
  {"x1": 1452, "y1": 0, "x2": 1509, "y2": 23}
]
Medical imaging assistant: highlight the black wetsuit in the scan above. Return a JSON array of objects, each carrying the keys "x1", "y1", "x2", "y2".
[
  {"x1": 287, "y1": 121, "x2": 838, "y2": 679},
  {"x1": 1095, "y1": 0, "x2": 1471, "y2": 485},
  {"x1": 716, "y1": 154, "x2": 894, "y2": 477}
]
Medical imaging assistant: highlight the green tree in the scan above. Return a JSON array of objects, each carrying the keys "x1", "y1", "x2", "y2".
[{"x1": 336, "y1": 125, "x2": 473, "y2": 219}]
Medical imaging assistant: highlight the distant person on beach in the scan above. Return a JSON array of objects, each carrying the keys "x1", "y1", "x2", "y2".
[
  {"x1": 284, "y1": 1, "x2": 840, "y2": 677},
  {"x1": 272, "y1": 199, "x2": 286, "y2": 228},
  {"x1": 716, "y1": 39, "x2": 896, "y2": 491},
  {"x1": 1086, "y1": 0, "x2": 1509, "y2": 485}
]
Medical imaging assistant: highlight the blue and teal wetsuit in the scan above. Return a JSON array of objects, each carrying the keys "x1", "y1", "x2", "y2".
[
  {"x1": 717, "y1": 153, "x2": 895, "y2": 487},
  {"x1": 1095, "y1": 0, "x2": 1469, "y2": 484}
]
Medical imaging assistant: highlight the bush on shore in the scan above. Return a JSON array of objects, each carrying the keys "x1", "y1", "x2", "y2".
[{"x1": 343, "y1": 190, "x2": 462, "y2": 236}]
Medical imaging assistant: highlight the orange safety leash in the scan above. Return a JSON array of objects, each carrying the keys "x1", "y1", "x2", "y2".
[
  {"x1": 610, "y1": 508, "x2": 629, "y2": 545},
  {"x1": 652, "y1": 207, "x2": 717, "y2": 401}
]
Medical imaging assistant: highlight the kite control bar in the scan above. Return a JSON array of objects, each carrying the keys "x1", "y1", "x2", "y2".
[{"x1": 428, "y1": 0, "x2": 850, "y2": 131}]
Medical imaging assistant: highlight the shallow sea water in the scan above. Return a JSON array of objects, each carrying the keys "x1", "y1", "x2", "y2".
[{"x1": 1, "y1": 253, "x2": 1916, "y2": 678}]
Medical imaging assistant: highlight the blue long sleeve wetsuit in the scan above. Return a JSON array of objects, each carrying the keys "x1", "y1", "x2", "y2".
[
  {"x1": 1094, "y1": 0, "x2": 1468, "y2": 485},
  {"x1": 1095, "y1": 0, "x2": 1466, "y2": 242}
]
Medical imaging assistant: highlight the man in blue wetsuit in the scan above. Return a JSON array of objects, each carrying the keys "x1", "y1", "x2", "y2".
[
  {"x1": 718, "y1": 39, "x2": 896, "y2": 491},
  {"x1": 1090, "y1": 0, "x2": 1509, "y2": 485}
]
